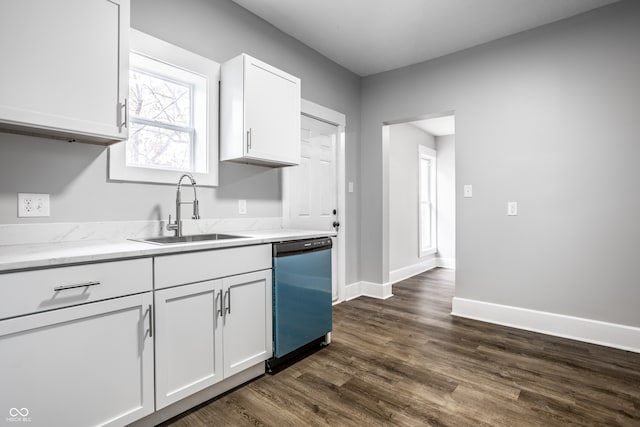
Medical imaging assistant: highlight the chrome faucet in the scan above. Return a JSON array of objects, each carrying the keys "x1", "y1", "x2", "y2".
[{"x1": 167, "y1": 174, "x2": 200, "y2": 237}]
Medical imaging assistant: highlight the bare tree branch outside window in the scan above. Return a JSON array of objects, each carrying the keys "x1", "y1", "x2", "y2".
[{"x1": 126, "y1": 69, "x2": 195, "y2": 171}]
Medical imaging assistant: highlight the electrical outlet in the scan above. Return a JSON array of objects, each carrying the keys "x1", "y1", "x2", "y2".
[
  {"x1": 238, "y1": 199, "x2": 247, "y2": 215},
  {"x1": 507, "y1": 201, "x2": 518, "y2": 216},
  {"x1": 18, "y1": 193, "x2": 50, "y2": 217}
]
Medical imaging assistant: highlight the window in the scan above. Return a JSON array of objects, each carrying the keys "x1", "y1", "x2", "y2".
[
  {"x1": 109, "y1": 29, "x2": 219, "y2": 186},
  {"x1": 419, "y1": 145, "x2": 437, "y2": 256}
]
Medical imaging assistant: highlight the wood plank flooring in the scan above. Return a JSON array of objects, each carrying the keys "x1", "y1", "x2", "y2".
[{"x1": 162, "y1": 268, "x2": 640, "y2": 426}]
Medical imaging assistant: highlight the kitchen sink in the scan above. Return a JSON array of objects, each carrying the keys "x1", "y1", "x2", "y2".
[{"x1": 135, "y1": 233, "x2": 247, "y2": 245}]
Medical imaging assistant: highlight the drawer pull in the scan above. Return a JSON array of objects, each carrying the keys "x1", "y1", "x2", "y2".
[{"x1": 53, "y1": 281, "x2": 101, "y2": 292}]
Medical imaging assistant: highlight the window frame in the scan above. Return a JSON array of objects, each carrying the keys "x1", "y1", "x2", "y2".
[
  {"x1": 419, "y1": 145, "x2": 437, "y2": 257},
  {"x1": 109, "y1": 29, "x2": 219, "y2": 186}
]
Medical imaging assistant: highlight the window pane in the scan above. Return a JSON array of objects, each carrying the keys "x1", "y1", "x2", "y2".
[
  {"x1": 127, "y1": 122, "x2": 192, "y2": 171},
  {"x1": 420, "y1": 158, "x2": 431, "y2": 200},
  {"x1": 421, "y1": 201, "x2": 431, "y2": 249},
  {"x1": 420, "y1": 155, "x2": 434, "y2": 252},
  {"x1": 129, "y1": 69, "x2": 192, "y2": 127}
]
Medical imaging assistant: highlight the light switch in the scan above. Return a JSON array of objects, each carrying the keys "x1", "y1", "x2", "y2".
[
  {"x1": 348, "y1": 182, "x2": 354, "y2": 193},
  {"x1": 463, "y1": 185, "x2": 473, "y2": 198},
  {"x1": 507, "y1": 202, "x2": 518, "y2": 216},
  {"x1": 238, "y1": 199, "x2": 247, "y2": 214}
]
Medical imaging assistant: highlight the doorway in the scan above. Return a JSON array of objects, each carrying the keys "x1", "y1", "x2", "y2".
[
  {"x1": 385, "y1": 113, "x2": 455, "y2": 284},
  {"x1": 282, "y1": 100, "x2": 346, "y2": 302}
]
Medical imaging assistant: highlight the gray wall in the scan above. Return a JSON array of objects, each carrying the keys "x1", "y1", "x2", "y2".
[
  {"x1": 436, "y1": 135, "x2": 455, "y2": 265},
  {"x1": 361, "y1": 0, "x2": 640, "y2": 326},
  {"x1": 389, "y1": 123, "x2": 435, "y2": 271},
  {"x1": 0, "y1": 0, "x2": 362, "y2": 284}
]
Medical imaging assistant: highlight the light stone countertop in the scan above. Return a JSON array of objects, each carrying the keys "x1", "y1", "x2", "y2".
[{"x1": 0, "y1": 229, "x2": 336, "y2": 273}]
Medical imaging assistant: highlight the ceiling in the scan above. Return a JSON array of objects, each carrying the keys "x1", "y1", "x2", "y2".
[
  {"x1": 232, "y1": 0, "x2": 620, "y2": 76},
  {"x1": 410, "y1": 116, "x2": 455, "y2": 137}
]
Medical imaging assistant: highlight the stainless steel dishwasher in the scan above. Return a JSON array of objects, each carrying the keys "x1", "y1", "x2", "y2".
[{"x1": 267, "y1": 237, "x2": 332, "y2": 372}]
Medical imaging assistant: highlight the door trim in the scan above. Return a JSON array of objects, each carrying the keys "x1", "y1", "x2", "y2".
[{"x1": 282, "y1": 99, "x2": 346, "y2": 302}]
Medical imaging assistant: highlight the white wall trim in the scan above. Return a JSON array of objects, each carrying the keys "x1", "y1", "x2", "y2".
[
  {"x1": 361, "y1": 281, "x2": 393, "y2": 300},
  {"x1": 451, "y1": 297, "x2": 640, "y2": 354},
  {"x1": 342, "y1": 281, "x2": 393, "y2": 301},
  {"x1": 389, "y1": 257, "x2": 437, "y2": 284},
  {"x1": 301, "y1": 99, "x2": 346, "y2": 127},
  {"x1": 436, "y1": 257, "x2": 456, "y2": 269},
  {"x1": 344, "y1": 282, "x2": 362, "y2": 301}
]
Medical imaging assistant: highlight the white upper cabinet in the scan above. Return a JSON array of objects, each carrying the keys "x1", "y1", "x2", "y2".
[
  {"x1": 0, "y1": 0, "x2": 129, "y2": 144},
  {"x1": 220, "y1": 54, "x2": 301, "y2": 166}
]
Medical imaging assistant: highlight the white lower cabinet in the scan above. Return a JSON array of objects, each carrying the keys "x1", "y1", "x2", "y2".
[
  {"x1": 154, "y1": 280, "x2": 224, "y2": 409},
  {"x1": 222, "y1": 270, "x2": 272, "y2": 378},
  {"x1": 154, "y1": 269, "x2": 272, "y2": 409},
  {"x1": 0, "y1": 245, "x2": 274, "y2": 426},
  {"x1": 0, "y1": 292, "x2": 154, "y2": 427}
]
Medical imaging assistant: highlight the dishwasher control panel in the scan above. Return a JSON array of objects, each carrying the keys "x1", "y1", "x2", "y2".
[{"x1": 272, "y1": 237, "x2": 332, "y2": 257}]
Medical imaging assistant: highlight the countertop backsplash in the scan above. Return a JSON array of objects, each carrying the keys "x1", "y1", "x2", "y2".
[{"x1": 0, "y1": 217, "x2": 283, "y2": 246}]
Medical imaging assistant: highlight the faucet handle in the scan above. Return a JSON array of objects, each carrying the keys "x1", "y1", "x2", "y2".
[{"x1": 166, "y1": 215, "x2": 177, "y2": 231}]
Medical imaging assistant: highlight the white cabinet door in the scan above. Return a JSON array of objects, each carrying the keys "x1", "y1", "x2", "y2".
[
  {"x1": 0, "y1": 293, "x2": 153, "y2": 427},
  {"x1": 0, "y1": 0, "x2": 129, "y2": 144},
  {"x1": 244, "y1": 56, "x2": 301, "y2": 165},
  {"x1": 220, "y1": 54, "x2": 300, "y2": 166},
  {"x1": 222, "y1": 270, "x2": 272, "y2": 378},
  {"x1": 154, "y1": 280, "x2": 224, "y2": 409}
]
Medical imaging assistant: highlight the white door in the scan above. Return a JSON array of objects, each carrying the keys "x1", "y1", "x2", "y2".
[
  {"x1": 288, "y1": 115, "x2": 338, "y2": 230},
  {"x1": 285, "y1": 114, "x2": 340, "y2": 300}
]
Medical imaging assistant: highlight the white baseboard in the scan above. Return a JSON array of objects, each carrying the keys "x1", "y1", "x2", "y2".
[
  {"x1": 344, "y1": 282, "x2": 362, "y2": 301},
  {"x1": 343, "y1": 281, "x2": 393, "y2": 301},
  {"x1": 436, "y1": 257, "x2": 456, "y2": 269},
  {"x1": 451, "y1": 297, "x2": 640, "y2": 354},
  {"x1": 389, "y1": 258, "x2": 437, "y2": 284},
  {"x1": 361, "y1": 281, "x2": 393, "y2": 299}
]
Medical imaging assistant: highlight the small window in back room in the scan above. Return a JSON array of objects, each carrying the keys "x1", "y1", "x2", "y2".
[
  {"x1": 109, "y1": 29, "x2": 220, "y2": 186},
  {"x1": 419, "y1": 145, "x2": 437, "y2": 256}
]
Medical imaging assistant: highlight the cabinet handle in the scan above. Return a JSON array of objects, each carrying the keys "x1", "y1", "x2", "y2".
[
  {"x1": 121, "y1": 98, "x2": 129, "y2": 128},
  {"x1": 225, "y1": 289, "x2": 231, "y2": 315},
  {"x1": 246, "y1": 129, "x2": 252, "y2": 151},
  {"x1": 147, "y1": 304, "x2": 153, "y2": 338},
  {"x1": 217, "y1": 289, "x2": 224, "y2": 317},
  {"x1": 53, "y1": 281, "x2": 101, "y2": 292}
]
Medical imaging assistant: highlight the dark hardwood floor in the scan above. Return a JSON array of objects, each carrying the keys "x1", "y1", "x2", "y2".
[{"x1": 163, "y1": 268, "x2": 640, "y2": 426}]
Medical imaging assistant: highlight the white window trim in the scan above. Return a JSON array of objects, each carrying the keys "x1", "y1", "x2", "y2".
[
  {"x1": 109, "y1": 29, "x2": 220, "y2": 186},
  {"x1": 419, "y1": 145, "x2": 437, "y2": 257}
]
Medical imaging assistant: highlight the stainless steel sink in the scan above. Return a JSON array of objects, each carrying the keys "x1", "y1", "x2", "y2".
[{"x1": 135, "y1": 233, "x2": 247, "y2": 245}]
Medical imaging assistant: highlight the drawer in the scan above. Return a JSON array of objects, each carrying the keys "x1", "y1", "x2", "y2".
[
  {"x1": 155, "y1": 244, "x2": 271, "y2": 289},
  {"x1": 0, "y1": 258, "x2": 152, "y2": 320}
]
